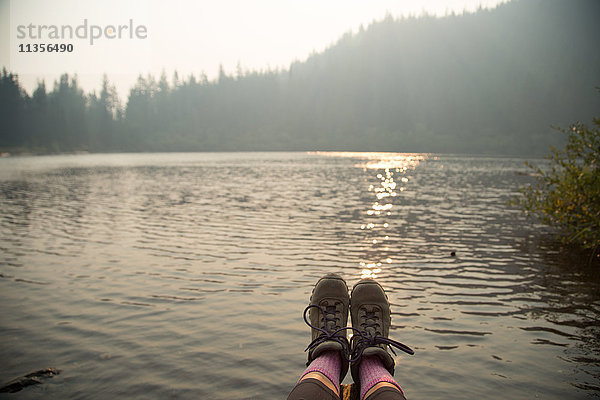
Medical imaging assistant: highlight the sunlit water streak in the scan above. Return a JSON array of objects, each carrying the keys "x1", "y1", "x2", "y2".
[{"x1": 0, "y1": 152, "x2": 598, "y2": 399}]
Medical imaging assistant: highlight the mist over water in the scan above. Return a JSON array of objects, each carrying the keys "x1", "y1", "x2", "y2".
[{"x1": 0, "y1": 152, "x2": 598, "y2": 399}]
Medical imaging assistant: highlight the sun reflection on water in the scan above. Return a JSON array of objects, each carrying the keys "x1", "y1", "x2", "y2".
[{"x1": 312, "y1": 152, "x2": 427, "y2": 279}]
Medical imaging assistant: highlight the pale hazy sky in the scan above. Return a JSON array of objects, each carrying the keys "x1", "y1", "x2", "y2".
[{"x1": 1, "y1": 0, "x2": 506, "y2": 99}]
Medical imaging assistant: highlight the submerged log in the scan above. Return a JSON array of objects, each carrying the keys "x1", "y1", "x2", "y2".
[{"x1": 0, "y1": 368, "x2": 60, "y2": 393}]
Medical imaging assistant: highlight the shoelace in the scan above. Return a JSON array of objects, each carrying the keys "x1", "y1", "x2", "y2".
[
  {"x1": 303, "y1": 304, "x2": 415, "y2": 362},
  {"x1": 349, "y1": 330, "x2": 414, "y2": 362},
  {"x1": 349, "y1": 308, "x2": 414, "y2": 361},
  {"x1": 303, "y1": 304, "x2": 353, "y2": 361}
]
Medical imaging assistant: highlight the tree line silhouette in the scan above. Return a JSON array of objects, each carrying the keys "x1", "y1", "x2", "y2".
[{"x1": 1, "y1": 0, "x2": 599, "y2": 155}]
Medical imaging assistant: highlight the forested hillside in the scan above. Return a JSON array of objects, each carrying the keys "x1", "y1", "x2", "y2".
[{"x1": 1, "y1": 0, "x2": 599, "y2": 154}]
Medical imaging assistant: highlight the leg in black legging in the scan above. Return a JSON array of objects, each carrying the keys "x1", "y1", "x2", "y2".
[
  {"x1": 287, "y1": 376, "x2": 340, "y2": 400},
  {"x1": 364, "y1": 383, "x2": 407, "y2": 400},
  {"x1": 359, "y1": 356, "x2": 407, "y2": 400},
  {"x1": 287, "y1": 350, "x2": 342, "y2": 400}
]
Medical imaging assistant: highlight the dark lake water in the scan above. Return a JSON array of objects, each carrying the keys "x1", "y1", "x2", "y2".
[{"x1": 0, "y1": 152, "x2": 598, "y2": 399}]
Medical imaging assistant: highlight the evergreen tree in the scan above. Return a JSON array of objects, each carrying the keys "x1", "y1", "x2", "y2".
[{"x1": 0, "y1": 68, "x2": 26, "y2": 149}]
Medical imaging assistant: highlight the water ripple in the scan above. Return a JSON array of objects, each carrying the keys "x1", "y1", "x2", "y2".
[{"x1": 0, "y1": 153, "x2": 598, "y2": 399}]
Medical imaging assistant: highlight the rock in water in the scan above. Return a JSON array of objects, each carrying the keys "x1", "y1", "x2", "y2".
[{"x1": 0, "y1": 368, "x2": 61, "y2": 393}]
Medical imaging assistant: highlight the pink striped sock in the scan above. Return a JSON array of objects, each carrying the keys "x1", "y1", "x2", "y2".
[
  {"x1": 359, "y1": 356, "x2": 404, "y2": 400},
  {"x1": 299, "y1": 350, "x2": 341, "y2": 393}
]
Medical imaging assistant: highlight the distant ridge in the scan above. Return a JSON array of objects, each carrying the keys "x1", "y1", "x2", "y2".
[{"x1": 1, "y1": 0, "x2": 599, "y2": 154}]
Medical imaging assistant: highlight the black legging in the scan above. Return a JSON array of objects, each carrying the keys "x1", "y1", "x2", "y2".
[{"x1": 287, "y1": 378, "x2": 407, "y2": 400}]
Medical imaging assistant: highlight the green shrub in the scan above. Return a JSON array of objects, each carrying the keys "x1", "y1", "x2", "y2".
[{"x1": 517, "y1": 117, "x2": 600, "y2": 250}]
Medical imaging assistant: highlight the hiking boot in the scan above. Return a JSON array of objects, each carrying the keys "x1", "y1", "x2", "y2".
[
  {"x1": 349, "y1": 278, "x2": 414, "y2": 385},
  {"x1": 304, "y1": 273, "x2": 350, "y2": 382}
]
